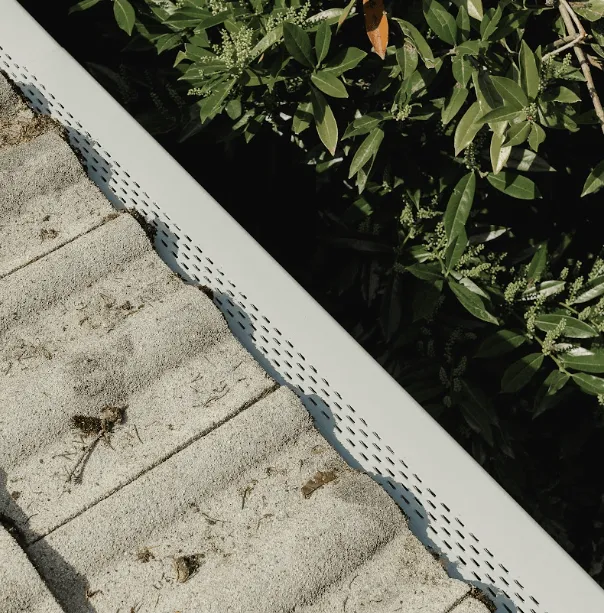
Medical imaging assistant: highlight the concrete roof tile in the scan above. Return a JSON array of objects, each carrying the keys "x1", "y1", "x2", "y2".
[{"x1": 0, "y1": 131, "x2": 116, "y2": 279}]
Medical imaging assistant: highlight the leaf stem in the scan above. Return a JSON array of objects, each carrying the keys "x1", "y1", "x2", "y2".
[{"x1": 559, "y1": 301, "x2": 580, "y2": 315}]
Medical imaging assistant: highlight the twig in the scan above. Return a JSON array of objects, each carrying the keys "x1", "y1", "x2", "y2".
[
  {"x1": 558, "y1": 0, "x2": 604, "y2": 134},
  {"x1": 67, "y1": 433, "x2": 103, "y2": 483},
  {"x1": 542, "y1": 1, "x2": 587, "y2": 61},
  {"x1": 564, "y1": 0, "x2": 587, "y2": 36}
]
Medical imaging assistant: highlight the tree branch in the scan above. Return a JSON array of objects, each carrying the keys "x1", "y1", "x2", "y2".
[{"x1": 558, "y1": 0, "x2": 604, "y2": 134}]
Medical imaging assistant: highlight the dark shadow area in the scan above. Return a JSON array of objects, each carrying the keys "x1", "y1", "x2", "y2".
[{"x1": 0, "y1": 468, "x2": 95, "y2": 612}]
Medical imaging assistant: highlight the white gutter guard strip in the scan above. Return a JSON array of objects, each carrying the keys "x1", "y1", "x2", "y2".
[{"x1": 1, "y1": 2, "x2": 603, "y2": 612}]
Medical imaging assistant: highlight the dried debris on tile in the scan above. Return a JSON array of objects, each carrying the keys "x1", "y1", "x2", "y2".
[
  {"x1": 136, "y1": 547, "x2": 155, "y2": 563},
  {"x1": 173, "y1": 553, "x2": 204, "y2": 583},
  {"x1": 301, "y1": 469, "x2": 338, "y2": 499},
  {"x1": 67, "y1": 405, "x2": 127, "y2": 482}
]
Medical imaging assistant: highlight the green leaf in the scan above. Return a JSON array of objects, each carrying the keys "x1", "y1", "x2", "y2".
[
  {"x1": 456, "y1": 275, "x2": 488, "y2": 298},
  {"x1": 571, "y1": 276, "x2": 604, "y2": 304},
  {"x1": 187, "y1": 32, "x2": 211, "y2": 49},
  {"x1": 454, "y1": 101, "x2": 483, "y2": 155},
  {"x1": 475, "y1": 329, "x2": 527, "y2": 358},
  {"x1": 458, "y1": 380, "x2": 495, "y2": 446},
  {"x1": 445, "y1": 228, "x2": 468, "y2": 273},
  {"x1": 292, "y1": 101, "x2": 313, "y2": 134},
  {"x1": 572, "y1": 372, "x2": 604, "y2": 395},
  {"x1": 528, "y1": 123, "x2": 546, "y2": 152},
  {"x1": 479, "y1": 105, "x2": 525, "y2": 124},
  {"x1": 465, "y1": 0, "x2": 483, "y2": 21},
  {"x1": 251, "y1": 25, "x2": 283, "y2": 58},
  {"x1": 343, "y1": 113, "x2": 387, "y2": 139},
  {"x1": 114, "y1": 0, "x2": 136, "y2": 35},
  {"x1": 394, "y1": 19, "x2": 435, "y2": 66},
  {"x1": 310, "y1": 71, "x2": 348, "y2": 98},
  {"x1": 69, "y1": 0, "x2": 103, "y2": 14},
  {"x1": 468, "y1": 225, "x2": 507, "y2": 244},
  {"x1": 561, "y1": 349, "x2": 604, "y2": 373},
  {"x1": 198, "y1": 78, "x2": 236, "y2": 122},
  {"x1": 444, "y1": 172, "x2": 476, "y2": 242},
  {"x1": 442, "y1": 85, "x2": 469, "y2": 125},
  {"x1": 573, "y1": 0, "x2": 604, "y2": 21},
  {"x1": 315, "y1": 21, "x2": 332, "y2": 65},
  {"x1": 409, "y1": 246, "x2": 433, "y2": 264},
  {"x1": 480, "y1": 5, "x2": 502, "y2": 40},
  {"x1": 456, "y1": 40, "x2": 484, "y2": 56},
  {"x1": 399, "y1": 69, "x2": 432, "y2": 99},
  {"x1": 505, "y1": 148, "x2": 555, "y2": 173},
  {"x1": 521, "y1": 280, "x2": 565, "y2": 300},
  {"x1": 487, "y1": 171, "x2": 541, "y2": 199},
  {"x1": 519, "y1": 40, "x2": 539, "y2": 101},
  {"x1": 533, "y1": 370, "x2": 570, "y2": 418},
  {"x1": 322, "y1": 47, "x2": 366, "y2": 76},
  {"x1": 396, "y1": 42, "x2": 419, "y2": 81},
  {"x1": 349, "y1": 128, "x2": 385, "y2": 178},
  {"x1": 168, "y1": 7, "x2": 210, "y2": 29},
  {"x1": 581, "y1": 160, "x2": 604, "y2": 196},
  {"x1": 225, "y1": 98, "x2": 242, "y2": 120},
  {"x1": 182, "y1": 61, "x2": 228, "y2": 84},
  {"x1": 501, "y1": 353, "x2": 544, "y2": 393},
  {"x1": 155, "y1": 32, "x2": 182, "y2": 54},
  {"x1": 474, "y1": 70, "x2": 504, "y2": 112},
  {"x1": 452, "y1": 56, "x2": 471, "y2": 86},
  {"x1": 307, "y1": 8, "x2": 346, "y2": 27},
  {"x1": 355, "y1": 159, "x2": 372, "y2": 194},
  {"x1": 423, "y1": 0, "x2": 457, "y2": 46},
  {"x1": 526, "y1": 243, "x2": 547, "y2": 281},
  {"x1": 491, "y1": 76, "x2": 529, "y2": 109},
  {"x1": 197, "y1": 10, "x2": 231, "y2": 29},
  {"x1": 283, "y1": 22, "x2": 315, "y2": 68},
  {"x1": 448, "y1": 279, "x2": 499, "y2": 324},
  {"x1": 336, "y1": 0, "x2": 356, "y2": 33},
  {"x1": 490, "y1": 9, "x2": 530, "y2": 40},
  {"x1": 503, "y1": 122, "x2": 531, "y2": 148},
  {"x1": 542, "y1": 85, "x2": 582, "y2": 104},
  {"x1": 310, "y1": 86, "x2": 338, "y2": 155},
  {"x1": 534, "y1": 314, "x2": 599, "y2": 339},
  {"x1": 406, "y1": 262, "x2": 443, "y2": 284},
  {"x1": 490, "y1": 122, "x2": 512, "y2": 174},
  {"x1": 456, "y1": 3, "x2": 470, "y2": 39}
]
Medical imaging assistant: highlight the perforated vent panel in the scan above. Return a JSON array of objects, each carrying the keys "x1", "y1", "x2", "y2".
[{"x1": 2, "y1": 14, "x2": 602, "y2": 612}]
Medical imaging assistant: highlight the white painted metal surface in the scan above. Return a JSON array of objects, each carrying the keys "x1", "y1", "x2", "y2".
[{"x1": 1, "y1": 2, "x2": 602, "y2": 612}]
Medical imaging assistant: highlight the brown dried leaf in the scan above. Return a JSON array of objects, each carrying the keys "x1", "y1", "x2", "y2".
[
  {"x1": 363, "y1": 0, "x2": 388, "y2": 60},
  {"x1": 301, "y1": 470, "x2": 338, "y2": 498}
]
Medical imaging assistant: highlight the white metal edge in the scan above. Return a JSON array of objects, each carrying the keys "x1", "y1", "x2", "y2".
[{"x1": 1, "y1": 2, "x2": 602, "y2": 611}]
